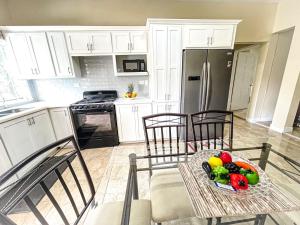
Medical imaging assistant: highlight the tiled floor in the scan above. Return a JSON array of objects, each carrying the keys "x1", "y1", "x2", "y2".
[
  {"x1": 286, "y1": 127, "x2": 300, "y2": 140},
  {"x1": 233, "y1": 109, "x2": 248, "y2": 120},
  {"x1": 5, "y1": 117, "x2": 300, "y2": 225}
]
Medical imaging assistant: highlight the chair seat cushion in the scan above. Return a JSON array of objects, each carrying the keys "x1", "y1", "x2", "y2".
[
  {"x1": 88, "y1": 200, "x2": 151, "y2": 225},
  {"x1": 150, "y1": 169, "x2": 195, "y2": 223}
]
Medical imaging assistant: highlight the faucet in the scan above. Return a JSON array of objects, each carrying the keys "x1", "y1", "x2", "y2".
[{"x1": 0, "y1": 95, "x2": 6, "y2": 109}]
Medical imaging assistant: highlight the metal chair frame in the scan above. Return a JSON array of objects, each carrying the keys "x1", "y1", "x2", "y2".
[
  {"x1": 191, "y1": 110, "x2": 234, "y2": 151},
  {"x1": 0, "y1": 136, "x2": 95, "y2": 225},
  {"x1": 143, "y1": 113, "x2": 189, "y2": 175}
]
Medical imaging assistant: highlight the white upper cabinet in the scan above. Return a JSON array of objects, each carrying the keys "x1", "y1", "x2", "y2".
[
  {"x1": 66, "y1": 32, "x2": 91, "y2": 54},
  {"x1": 66, "y1": 31, "x2": 112, "y2": 55},
  {"x1": 90, "y1": 32, "x2": 113, "y2": 53},
  {"x1": 8, "y1": 32, "x2": 55, "y2": 78},
  {"x1": 112, "y1": 31, "x2": 147, "y2": 53},
  {"x1": 8, "y1": 33, "x2": 34, "y2": 78},
  {"x1": 150, "y1": 25, "x2": 182, "y2": 102},
  {"x1": 183, "y1": 25, "x2": 213, "y2": 48},
  {"x1": 210, "y1": 25, "x2": 235, "y2": 48},
  {"x1": 183, "y1": 24, "x2": 236, "y2": 49},
  {"x1": 130, "y1": 31, "x2": 148, "y2": 53},
  {"x1": 112, "y1": 32, "x2": 131, "y2": 53},
  {"x1": 27, "y1": 32, "x2": 56, "y2": 77},
  {"x1": 47, "y1": 32, "x2": 73, "y2": 77}
]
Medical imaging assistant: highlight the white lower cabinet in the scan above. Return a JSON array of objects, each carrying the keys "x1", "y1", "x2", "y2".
[
  {"x1": 116, "y1": 103, "x2": 152, "y2": 142},
  {"x1": 153, "y1": 101, "x2": 180, "y2": 114},
  {"x1": 49, "y1": 108, "x2": 73, "y2": 140},
  {"x1": 0, "y1": 110, "x2": 56, "y2": 169}
]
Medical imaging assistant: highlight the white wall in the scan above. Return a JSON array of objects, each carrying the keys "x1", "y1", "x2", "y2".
[
  {"x1": 0, "y1": 0, "x2": 278, "y2": 43},
  {"x1": 269, "y1": 0, "x2": 300, "y2": 132}
]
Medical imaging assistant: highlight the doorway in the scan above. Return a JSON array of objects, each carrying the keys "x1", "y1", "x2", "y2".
[
  {"x1": 256, "y1": 28, "x2": 294, "y2": 128},
  {"x1": 228, "y1": 45, "x2": 260, "y2": 120}
]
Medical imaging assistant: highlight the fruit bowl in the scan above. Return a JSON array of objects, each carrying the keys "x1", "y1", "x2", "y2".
[{"x1": 190, "y1": 150, "x2": 272, "y2": 198}]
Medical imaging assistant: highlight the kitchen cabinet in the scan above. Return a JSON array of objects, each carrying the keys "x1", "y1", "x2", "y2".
[
  {"x1": 116, "y1": 103, "x2": 152, "y2": 142},
  {"x1": 49, "y1": 108, "x2": 73, "y2": 140},
  {"x1": 0, "y1": 110, "x2": 56, "y2": 166},
  {"x1": 152, "y1": 101, "x2": 180, "y2": 138},
  {"x1": 8, "y1": 32, "x2": 55, "y2": 78},
  {"x1": 47, "y1": 32, "x2": 74, "y2": 77},
  {"x1": 66, "y1": 31, "x2": 112, "y2": 55},
  {"x1": 150, "y1": 25, "x2": 182, "y2": 102},
  {"x1": 112, "y1": 31, "x2": 147, "y2": 53},
  {"x1": 183, "y1": 24, "x2": 236, "y2": 49},
  {"x1": 0, "y1": 134, "x2": 13, "y2": 176}
]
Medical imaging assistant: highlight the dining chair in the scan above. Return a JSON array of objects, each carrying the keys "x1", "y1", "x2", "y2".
[
  {"x1": 142, "y1": 113, "x2": 195, "y2": 224},
  {"x1": 191, "y1": 110, "x2": 234, "y2": 151},
  {"x1": 0, "y1": 136, "x2": 151, "y2": 225}
]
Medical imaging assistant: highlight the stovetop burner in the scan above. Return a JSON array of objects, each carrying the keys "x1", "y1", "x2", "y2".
[{"x1": 70, "y1": 90, "x2": 118, "y2": 110}]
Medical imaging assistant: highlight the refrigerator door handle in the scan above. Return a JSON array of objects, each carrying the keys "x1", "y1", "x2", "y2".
[
  {"x1": 199, "y1": 62, "x2": 205, "y2": 111},
  {"x1": 205, "y1": 62, "x2": 211, "y2": 111},
  {"x1": 201, "y1": 62, "x2": 207, "y2": 112}
]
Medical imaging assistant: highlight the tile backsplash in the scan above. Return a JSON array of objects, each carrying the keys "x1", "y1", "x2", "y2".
[{"x1": 32, "y1": 56, "x2": 149, "y2": 102}]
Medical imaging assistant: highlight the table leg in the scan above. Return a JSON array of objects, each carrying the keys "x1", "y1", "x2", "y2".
[
  {"x1": 259, "y1": 214, "x2": 267, "y2": 225},
  {"x1": 254, "y1": 215, "x2": 261, "y2": 225},
  {"x1": 207, "y1": 218, "x2": 213, "y2": 225}
]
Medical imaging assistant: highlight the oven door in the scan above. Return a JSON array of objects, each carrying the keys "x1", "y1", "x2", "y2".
[{"x1": 73, "y1": 111, "x2": 118, "y2": 138}]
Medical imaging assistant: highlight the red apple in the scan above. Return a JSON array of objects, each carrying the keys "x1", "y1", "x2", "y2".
[{"x1": 219, "y1": 151, "x2": 232, "y2": 164}]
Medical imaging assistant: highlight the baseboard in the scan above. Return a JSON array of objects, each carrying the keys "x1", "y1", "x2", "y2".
[{"x1": 270, "y1": 124, "x2": 293, "y2": 133}]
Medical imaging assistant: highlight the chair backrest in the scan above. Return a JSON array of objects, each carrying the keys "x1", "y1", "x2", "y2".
[
  {"x1": 191, "y1": 110, "x2": 233, "y2": 151},
  {"x1": 0, "y1": 136, "x2": 95, "y2": 225},
  {"x1": 143, "y1": 113, "x2": 189, "y2": 170}
]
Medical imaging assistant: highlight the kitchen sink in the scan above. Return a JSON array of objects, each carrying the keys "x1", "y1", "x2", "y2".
[{"x1": 0, "y1": 108, "x2": 32, "y2": 117}]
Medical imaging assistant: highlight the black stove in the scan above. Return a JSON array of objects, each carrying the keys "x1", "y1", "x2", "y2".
[{"x1": 70, "y1": 90, "x2": 119, "y2": 149}]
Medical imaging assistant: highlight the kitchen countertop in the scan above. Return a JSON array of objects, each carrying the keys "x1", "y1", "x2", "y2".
[
  {"x1": 0, "y1": 100, "x2": 75, "y2": 124},
  {"x1": 114, "y1": 97, "x2": 152, "y2": 105},
  {"x1": 0, "y1": 97, "x2": 153, "y2": 123}
]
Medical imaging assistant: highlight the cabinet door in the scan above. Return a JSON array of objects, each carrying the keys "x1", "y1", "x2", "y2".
[
  {"x1": 183, "y1": 25, "x2": 212, "y2": 48},
  {"x1": 0, "y1": 134, "x2": 13, "y2": 175},
  {"x1": 1, "y1": 118, "x2": 35, "y2": 165},
  {"x1": 151, "y1": 25, "x2": 168, "y2": 101},
  {"x1": 167, "y1": 26, "x2": 182, "y2": 101},
  {"x1": 210, "y1": 25, "x2": 235, "y2": 48},
  {"x1": 30, "y1": 111, "x2": 56, "y2": 150},
  {"x1": 50, "y1": 108, "x2": 73, "y2": 140},
  {"x1": 130, "y1": 31, "x2": 148, "y2": 53},
  {"x1": 116, "y1": 105, "x2": 137, "y2": 142},
  {"x1": 90, "y1": 32, "x2": 112, "y2": 54},
  {"x1": 136, "y1": 103, "x2": 152, "y2": 141},
  {"x1": 47, "y1": 32, "x2": 73, "y2": 77},
  {"x1": 27, "y1": 32, "x2": 56, "y2": 77},
  {"x1": 8, "y1": 33, "x2": 35, "y2": 77},
  {"x1": 112, "y1": 32, "x2": 131, "y2": 53},
  {"x1": 66, "y1": 32, "x2": 91, "y2": 54}
]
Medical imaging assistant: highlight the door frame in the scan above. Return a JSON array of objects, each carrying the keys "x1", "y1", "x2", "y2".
[{"x1": 227, "y1": 44, "x2": 261, "y2": 116}]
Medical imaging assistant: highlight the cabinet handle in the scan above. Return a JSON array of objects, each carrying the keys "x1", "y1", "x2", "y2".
[
  {"x1": 68, "y1": 67, "x2": 71, "y2": 74},
  {"x1": 207, "y1": 37, "x2": 210, "y2": 46},
  {"x1": 31, "y1": 68, "x2": 35, "y2": 75},
  {"x1": 27, "y1": 118, "x2": 32, "y2": 126},
  {"x1": 90, "y1": 43, "x2": 93, "y2": 51},
  {"x1": 131, "y1": 42, "x2": 134, "y2": 50},
  {"x1": 34, "y1": 68, "x2": 39, "y2": 74},
  {"x1": 32, "y1": 117, "x2": 35, "y2": 125},
  {"x1": 210, "y1": 37, "x2": 213, "y2": 45},
  {"x1": 87, "y1": 43, "x2": 90, "y2": 51}
]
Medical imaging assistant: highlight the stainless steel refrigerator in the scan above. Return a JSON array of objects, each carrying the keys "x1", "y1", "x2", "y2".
[{"x1": 181, "y1": 49, "x2": 234, "y2": 140}]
